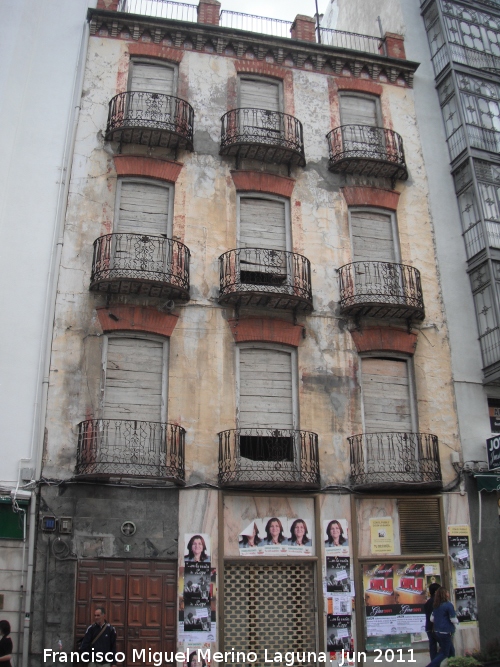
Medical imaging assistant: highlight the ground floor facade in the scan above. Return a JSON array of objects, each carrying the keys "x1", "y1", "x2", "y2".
[{"x1": 23, "y1": 485, "x2": 484, "y2": 667}]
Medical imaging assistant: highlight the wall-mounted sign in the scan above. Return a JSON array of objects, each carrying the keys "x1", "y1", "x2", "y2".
[
  {"x1": 486, "y1": 435, "x2": 500, "y2": 470},
  {"x1": 369, "y1": 517, "x2": 394, "y2": 554},
  {"x1": 488, "y1": 398, "x2": 500, "y2": 433}
]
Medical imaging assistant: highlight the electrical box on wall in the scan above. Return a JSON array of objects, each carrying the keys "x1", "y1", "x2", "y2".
[
  {"x1": 58, "y1": 517, "x2": 73, "y2": 534},
  {"x1": 40, "y1": 515, "x2": 56, "y2": 532}
]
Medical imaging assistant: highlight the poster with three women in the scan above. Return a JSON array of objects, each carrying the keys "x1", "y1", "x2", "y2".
[{"x1": 238, "y1": 515, "x2": 314, "y2": 556}]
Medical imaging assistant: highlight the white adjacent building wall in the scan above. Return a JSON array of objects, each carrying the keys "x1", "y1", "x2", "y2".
[{"x1": 0, "y1": 0, "x2": 93, "y2": 658}]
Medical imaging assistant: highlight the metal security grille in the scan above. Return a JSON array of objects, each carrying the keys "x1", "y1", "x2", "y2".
[
  {"x1": 398, "y1": 498, "x2": 443, "y2": 554},
  {"x1": 224, "y1": 562, "x2": 317, "y2": 666}
]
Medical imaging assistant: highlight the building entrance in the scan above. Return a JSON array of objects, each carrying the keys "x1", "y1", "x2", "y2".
[{"x1": 75, "y1": 559, "x2": 176, "y2": 665}]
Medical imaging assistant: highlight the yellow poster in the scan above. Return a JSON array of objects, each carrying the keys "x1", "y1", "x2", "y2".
[{"x1": 369, "y1": 517, "x2": 394, "y2": 554}]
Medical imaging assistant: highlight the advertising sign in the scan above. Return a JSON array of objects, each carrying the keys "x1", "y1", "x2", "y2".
[{"x1": 486, "y1": 435, "x2": 500, "y2": 470}]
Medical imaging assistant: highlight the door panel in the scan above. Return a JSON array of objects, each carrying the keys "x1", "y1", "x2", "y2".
[{"x1": 75, "y1": 560, "x2": 177, "y2": 666}]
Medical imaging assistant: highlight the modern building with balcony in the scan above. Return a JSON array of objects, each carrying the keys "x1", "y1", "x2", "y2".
[{"x1": 21, "y1": 0, "x2": 477, "y2": 664}]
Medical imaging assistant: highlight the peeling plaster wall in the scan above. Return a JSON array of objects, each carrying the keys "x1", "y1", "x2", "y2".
[{"x1": 42, "y1": 34, "x2": 462, "y2": 489}]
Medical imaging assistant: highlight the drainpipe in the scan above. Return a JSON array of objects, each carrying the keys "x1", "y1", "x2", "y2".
[{"x1": 20, "y1": 17, "x2": 90, "y2": 667}]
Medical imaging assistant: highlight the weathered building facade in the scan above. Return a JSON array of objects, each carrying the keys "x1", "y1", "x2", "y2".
[
  {"x1": 324, "y1": 0, "x2": 500, "y2": 648},
  {"x1": 30, "y1": 0, "x2": 480, "y2": 664}
]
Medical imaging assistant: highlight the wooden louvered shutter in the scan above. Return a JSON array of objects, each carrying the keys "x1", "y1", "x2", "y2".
[
  {"x1": 240, "y1": 198, "x2": 287, "y2": 251},
  {"x1": 104, "y1": 338, "x2": 164, "y2": 422},
  {"x1": 131, "y1": 62, "x2": 175, "y2": 95},
  {"x1": 240, "y1": 78, "x2": 280, "y2": 111},
  {"x1": 340, "y1": 95, "x2": 378, "y2": 126},
  {"x1": 239, "y1": 348, "x2": 293, "y2": 429},
  {"x1": 361, "y1": 358, "x2": 412, "y2": 433},
  {"x1": 117, "y1": 182, "x2": 170, "y2": 236},
  {"x1": 398, "y1": 498, "x2": 443, "y2": 554},
  {"x1": 351, "y1": 210, "x2": 396, "y2": 263}
]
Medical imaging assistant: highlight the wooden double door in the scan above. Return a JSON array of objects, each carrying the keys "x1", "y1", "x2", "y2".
[{"x1": 76, "y1": 559, "x2": 176, "y2": 665}]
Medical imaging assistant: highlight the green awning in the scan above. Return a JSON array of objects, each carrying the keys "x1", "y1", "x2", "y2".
[{"x1": 473, "y1": 472, "x2": 500, "y2": 492}]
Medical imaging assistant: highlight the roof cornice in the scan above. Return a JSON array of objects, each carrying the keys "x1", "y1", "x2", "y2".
[{"x1": 87, "y1": 8, "x2": 419, "y2": 87}]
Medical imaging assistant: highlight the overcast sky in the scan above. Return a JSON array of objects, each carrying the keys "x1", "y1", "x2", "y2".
[{"x1": 217, "y1": 0, "x2": 328, "y2": 23}]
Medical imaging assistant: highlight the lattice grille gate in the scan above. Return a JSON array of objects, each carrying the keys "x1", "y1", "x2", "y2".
[{"x1": 224, "y1": 562, "x2": 317, "y2": 667}]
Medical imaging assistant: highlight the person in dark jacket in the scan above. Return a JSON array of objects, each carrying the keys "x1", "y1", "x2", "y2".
[
  {"x1": 80, "y1": 607, "x2": 117, "y2": 666},
  {"x1": 425, "y1": 588, "x2": 459, "y2": 667},
  {"x1": 0, "y1": 620, "x2": 13, "y2": 667},
  {"x1": 424, "y1": 583, "x2": 441, "y2": 660}
]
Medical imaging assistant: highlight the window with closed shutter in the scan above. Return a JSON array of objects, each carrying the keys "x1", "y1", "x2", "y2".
[
  {"x1": 116, "y1": 181, "x2": 170, "y2": 236},
  {"x1": 111, "y1": 180, "x2": 171, "y2": 274},
  {"x1": 103, "y1": 337, "x2": 165, "y2": 423},
  {"x1": 361, "y1": 357, "x2": 413, "y2": 433},
  {"x1": 348, "y1": 209, "x2": 403, "y2": 309},
  {"x1": 340, "y1": 94, "x2": 379, "y2": 127},
  {"x1": 238, "y1": 196, "x2": 288, "y2": 286},
  {"x1": 239, "y1": 77, "x2": 282, "y2": 136},
  {"x1": 239, "y1": 348, "x2": 293, "y2": 429},
  {"x1": 127, "y1": 61, "x2": 177, "y2": 129},
  {"x1": 239, "y1": 78, "x2": 281, "y2": 112},
  {"x1": 339, "y1": 94, "x2": 384, "y2": 158},
  {"x1": 238, "y1": 347, "x2": 295, "y2": 462},
  {"x1": 350, "y1": 210, "x2": 397, "y2": 263},
  {"x1": 130, "y1": 61, "x2": 175, "y2": 96}
]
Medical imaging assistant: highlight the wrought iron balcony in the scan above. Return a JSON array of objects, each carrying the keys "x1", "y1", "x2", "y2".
[
  {"x1": 76, "y1": 419, "x2": 185, "y2": 485},
  {"x1": 90, "y1": 233, "x2": 190, "y2": 300},
  {"x1": 349, "y1": 432, "x2": 442, "y2": 491},
  {"x1": 105, "y1": 91, "x2": 194, "y2": 151},
  {"x1": 338, "y1": 261, "x2": 424, "y2": 320},
  {"x1": 218, "y1": 429, "x2": 320, "y2": 489},
  {"x1": 220, "y1": 108, "x2": 305, "y2": 170},
  {"x1": 327, "y1": 125, "x2": 408, "y2": 183},
  {"x1": 219, "y1": 248, "x2": 313, "y2": 312}
]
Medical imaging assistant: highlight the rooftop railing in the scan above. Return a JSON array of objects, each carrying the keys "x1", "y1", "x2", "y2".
[
  {"x1": 117, "y1": 0, "x2": 198, "y2": 21},
  {"x1": 319, "y1": 28, "x2": 383, "y2": 55},
  {"x1": 219, "y1": 10, "x2": 292, "y2": 38},
  {"x1": 114, "y1": 1, "x2": 386, "y2": 56}
]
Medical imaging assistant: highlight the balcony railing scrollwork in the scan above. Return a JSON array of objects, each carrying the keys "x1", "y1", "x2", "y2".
[
  {"x1": 338, "y1": 261, "x2": 424, "y2": 320},
  {"x1": 218, "y1": 428, "x2": 320, "y2": 489},
  {"x1": 76, "y1": 419, "x2": 185, "y2": 485},
  {"x1": 349, "y1": 432, "x2": 442, "y2": 490},
  {"x1": 327, "y1": 125, "x2": 408, "y2": 183},
  {"x1": 220, "y1": 108, "x2": 305, "y2": 170},
  {"x1": 219, "y1": 247, "x2": 313, "y2": 312},
  {"x1": 90, "y1": 233, "x2": 190, "y2": 300},
  {"x1": 105, "y1": 91, "x2": 194, "y2": 151}
]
